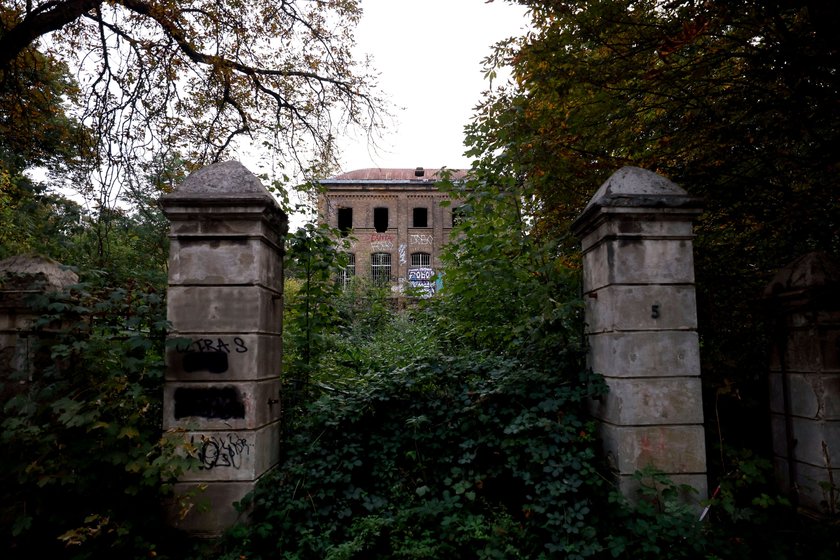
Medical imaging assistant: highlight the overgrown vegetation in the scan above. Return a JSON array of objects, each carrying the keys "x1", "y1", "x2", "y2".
[
  {"x1": 0, "y1": 273, "x2": 195, "y2": 559},
  {"x1": 3, "y1": 0, "x2": 840, "y2": 558},
  {"x1": 467, "y1": 0, "x2": 840, "y2": 468},
  {"x1": 221, "y1": 353, "x2": 607, "y2": 559}
]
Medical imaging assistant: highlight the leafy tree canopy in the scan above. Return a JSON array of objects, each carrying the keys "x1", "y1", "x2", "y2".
[
  {"x1": 0, "y1": 36, "x2": 91, "y2": 261},
  {"x1": 474, "y1": 0, "x2": 839, "y2": 239},
  {"x1": 0, "y1": 40, "x2": 88, "y2": 177},
  {"x1": 0, "y1": 0, "x2": 383, "y2": 187},
  {"x1": 470, "y1": 0, "x2": 840, "y2": 452}
]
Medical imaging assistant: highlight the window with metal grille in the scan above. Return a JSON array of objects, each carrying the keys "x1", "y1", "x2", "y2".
[
  {"x1": 341, "y1": 253, "x2": 355, "y2": 288},
  {"x1": 411, "y1": 252, "x2": 430, "y2": 267},
  {"x1": 373, "y1": 207, "x2": 389, "y2": 232},
  {"x1": 413, "y1": 207, "x2": 428, "y2": 227},
  {"x1": 371, "y1": 252, "x2": 391, "y2": 285}
]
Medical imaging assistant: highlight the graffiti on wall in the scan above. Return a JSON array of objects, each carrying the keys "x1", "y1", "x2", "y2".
[
  {"x1": 370, "y1": 233, "x2": 395, "y2": 251},
  {"x1": 399, "y1": 243, "x2": 407, "y2": 265},
  {"x1": 407, "y1": 267, "x2": 436, "y2": 297},
  {"x1": 176, "y1": 337, "x2": 248, "y2": 373},
  {"x1": 191, "y1": 432, "x2": 252, "y2": 470},
  {"x1": 177, "y1": 337, "x2": 249, "y2": 354},
  {"x1": 409, "y1": 233, "x2": 433, "y2": 246},
  {"x1": 174, "y1": 386, "x2": 246, "y2": 420}
]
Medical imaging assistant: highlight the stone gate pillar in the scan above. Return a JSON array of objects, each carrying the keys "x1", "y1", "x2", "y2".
[
  {"x1": 764, "y1": 252, "x2": 840, "y2": 514},
  {"x1": 159, "y1": 161, "x2": 287, "y2": 536},
  {"x1": 0, "y1": 255, "x2": 78, "y2": 401},
  {"x1": 571, "y1": 166, "x2": 707, "y2": 503}
]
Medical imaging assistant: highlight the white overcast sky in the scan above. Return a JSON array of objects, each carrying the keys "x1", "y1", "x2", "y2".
[{"x1": 335, "y1": 0, "x2": 528, "y2": 173}]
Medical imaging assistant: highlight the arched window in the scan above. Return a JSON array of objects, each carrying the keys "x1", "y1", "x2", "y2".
[{"x1": 371, "y1": 252, "x2": 391, "y2": 285}]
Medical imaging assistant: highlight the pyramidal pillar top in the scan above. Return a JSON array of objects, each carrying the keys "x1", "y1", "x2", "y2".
[
  {"x1": 159, "y1": 161, "x2": 288, "y2": 536},
  {"x1": 572, "y1": 167, "x2": 707, "y2": 506}
]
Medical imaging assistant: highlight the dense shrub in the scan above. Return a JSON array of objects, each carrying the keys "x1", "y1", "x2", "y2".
[
  {"x1": 319, "y1": 280, "x2": 442, "y2": 387},
  {"x1": 217, "y1": 352, "x2": 609, "y2": 559},
  {"x1": 0, "y1": 276, "x2": 194, "y2": 559}
]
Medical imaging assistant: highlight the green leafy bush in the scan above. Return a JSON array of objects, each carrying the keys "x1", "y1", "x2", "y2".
[
  {"x1": 317, "y1": 279, "x2": 442, "y2": 389},
  {"x1": 0, "y1": 276, "x2": 194, "y2": 559},
  {"x1": 216, "y1": 352, "x2": 609, "y2": 559},
  {"x1": 281, "y1": 222, "x2": 350, "y2": 424}
]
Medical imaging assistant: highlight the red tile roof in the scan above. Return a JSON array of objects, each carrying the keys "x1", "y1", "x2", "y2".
[{"x1": 327, "y1": 167, "x2": 469, "y2": 181}]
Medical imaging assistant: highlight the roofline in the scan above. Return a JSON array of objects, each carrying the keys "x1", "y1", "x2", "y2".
[{"x1": 319, "y1": 179, "x2": 458, "y2": 185}]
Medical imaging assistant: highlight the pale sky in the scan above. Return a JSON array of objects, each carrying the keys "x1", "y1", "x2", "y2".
[
  {"x1": 336, "y1": 0, "x2": 528, "y2": 173},
  {"x1": 47, "y1": 1, "x2": 527, "y2": 227}
]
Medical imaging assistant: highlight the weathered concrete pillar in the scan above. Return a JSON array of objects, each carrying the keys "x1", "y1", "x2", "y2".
[
  {"x1": 571, "y1": 166, "x2": 707, "y2": 503},
  {"x1": 159, "y1": 161, "x2": 287, "y2": 536},
  {"x1": 0, "y1": 255, "x2": 78, "y2": 401},
  {"x1": 764, "y1": 251, "x2": 840, "y2": 514}
]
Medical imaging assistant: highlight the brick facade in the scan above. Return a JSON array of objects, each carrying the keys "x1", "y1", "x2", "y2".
[{"x1": 318, "y1": 167, "x2": 465, "y2": 295}]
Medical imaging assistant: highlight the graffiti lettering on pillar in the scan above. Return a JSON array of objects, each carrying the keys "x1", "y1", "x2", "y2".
[
  {"x1": 370, "y1": 233, "x2": 394, "y2": 252},
  {"x1": 174, "y1": 386, "x2": 245, "y2": 420},
  {"x1": 409, "y1": 234, "x2": 433, "y2": 246},
  {"x1": 191, "y1": 433, "x2": 251, "y2": 470},
  {"x1": 176, "y1": 337, "x2": 248, "y2": 373},
  {"x1": 176, "y1": 337, "x2": 248, "y2": 354},
  {"x1": 399, "y1": 243, "x2": 407, "y2": 265}
]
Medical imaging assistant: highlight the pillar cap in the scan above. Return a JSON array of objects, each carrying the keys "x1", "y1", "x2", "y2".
[
  {"x1": 175, "y1": 160, "x2": 269, "y2": 195},
  {"x1": 158, "y1": 161, "x2": 288, "y2": 239},
  {"x1": 0, "y1": 254, "x2": 78, "y2": 292},
  {"x1": 572, "y1": 167, "x2": 703, "y2": 238},
  {"x1": 159, "y1": 160, "x2": 282, "y2": 211},
  {"x1": 764, "y1": 251, "x2": 840, "y2": 299}
]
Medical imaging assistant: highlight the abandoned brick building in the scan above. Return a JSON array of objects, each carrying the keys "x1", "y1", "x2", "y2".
[{"x1": 318, "y1": 167, "x2": 467, "y2": 295}]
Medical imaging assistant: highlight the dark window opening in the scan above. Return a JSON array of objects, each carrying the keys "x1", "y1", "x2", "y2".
[
  {"x1": 337, "y1": 207, "x2": 353, "y2": 236},
  {"x1": 374, "y1": 207, "x2": 389, "y2": 232},
  {"x1": 413, "y1": 207, "x2": 428, "y2": 228}
]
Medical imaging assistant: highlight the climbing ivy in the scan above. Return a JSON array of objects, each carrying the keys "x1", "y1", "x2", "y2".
[{"x1": 217, "y1": 352, "x2": 610, "y2": 559}]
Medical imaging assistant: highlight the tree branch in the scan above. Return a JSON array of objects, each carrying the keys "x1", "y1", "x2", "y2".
[
  {"x1": 0, "y1": 0, "x2": 103, "y2": 70},
  {"x1": 119, "y1": 0, "x2": 359, "y2": 89}
]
